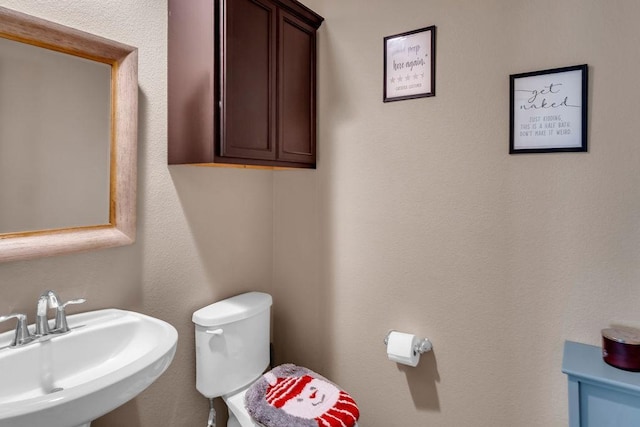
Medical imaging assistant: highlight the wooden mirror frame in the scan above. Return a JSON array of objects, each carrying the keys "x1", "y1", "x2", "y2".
[{"x1": 0, "y1": 7, "x2": 137, "y2": 262}]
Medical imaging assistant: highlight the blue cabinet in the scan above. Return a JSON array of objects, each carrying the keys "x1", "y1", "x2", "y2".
[{"x1": 563, "y1": 341, "x2": 640, "y2": 426}]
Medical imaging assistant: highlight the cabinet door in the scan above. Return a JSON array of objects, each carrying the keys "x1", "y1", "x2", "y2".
[
  {"x1": 278, "y1": 10, "x2": 316, "y2": 165},
  {"x1": 221, "y1": 0, "x2": 277, "y2": 161}
]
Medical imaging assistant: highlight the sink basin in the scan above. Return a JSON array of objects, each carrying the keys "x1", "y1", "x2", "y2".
[{"x1": 0, "y1": 309, "x2": 178, "y2": 427}]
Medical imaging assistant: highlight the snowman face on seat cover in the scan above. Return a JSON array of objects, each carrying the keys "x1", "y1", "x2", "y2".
[{"x1": 280, "y1": 378, "x2": 339, "y2": 419}]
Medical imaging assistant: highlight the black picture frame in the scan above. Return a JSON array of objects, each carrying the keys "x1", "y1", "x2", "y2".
[
  {"x1": 383, "y1": 26, "x2": 436, "y2": 102},
  {"x1": 510, "y1": 64, "x2": 588, "y2": 154}
]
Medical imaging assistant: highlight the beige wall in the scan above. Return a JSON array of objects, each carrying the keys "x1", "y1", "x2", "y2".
[
  {"x1": 1, "y1": 0, "x2": 640, "y2": 427},
  {"x1": 275, "y1": 0, "x2": 640, "y2": 426}
]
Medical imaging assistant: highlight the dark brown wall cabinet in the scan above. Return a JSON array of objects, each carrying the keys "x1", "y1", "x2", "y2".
[{"x1": 168, "y1": 0, "x2": 323, "y2": 168}]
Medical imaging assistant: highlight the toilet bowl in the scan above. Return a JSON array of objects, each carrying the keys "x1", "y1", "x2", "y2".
[
  {"x1": 193, "y1": 292, "x2": 359, "y2": 427},
  {"x1": 223, "y1": 384, "x2": 257, "y2": 427}
]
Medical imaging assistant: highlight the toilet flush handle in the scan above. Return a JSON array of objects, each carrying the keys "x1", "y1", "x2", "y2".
[{"x1": 205, "y1": 328, "x2": 223, "y2": 335}]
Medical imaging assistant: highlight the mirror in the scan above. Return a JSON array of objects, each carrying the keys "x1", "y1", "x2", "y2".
[
  {"x1": 0, "y1": 6, "x2": 138, "y2": 262},
  {"x1": 0, "y1": 36, "x2": 112, "y2": 233}
]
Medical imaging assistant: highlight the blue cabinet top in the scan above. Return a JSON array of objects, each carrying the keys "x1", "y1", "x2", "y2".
[{"x1": 563, "y1": 341, "x2": 640, "y2": 394}]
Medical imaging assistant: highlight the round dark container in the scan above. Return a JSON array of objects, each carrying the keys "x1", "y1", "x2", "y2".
[{"x1": 602, "y1": 328, "x2": 640, "y2": 371}]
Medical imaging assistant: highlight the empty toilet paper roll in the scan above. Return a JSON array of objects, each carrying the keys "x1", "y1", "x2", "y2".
[{"x1": 386, "y1": 331, "x2": 420, "y2": 367}]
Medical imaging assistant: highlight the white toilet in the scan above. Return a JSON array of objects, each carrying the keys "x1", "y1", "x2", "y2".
[{"x1": 193, "y1": 292, "x2": 359, "y2": 427}]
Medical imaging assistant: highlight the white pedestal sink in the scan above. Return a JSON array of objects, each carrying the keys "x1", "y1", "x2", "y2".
[{"x1": 0, "y1": 309, "x2": 178, "y2": 427}]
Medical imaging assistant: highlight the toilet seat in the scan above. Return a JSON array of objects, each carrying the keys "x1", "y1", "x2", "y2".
[{"x1": 224, "y1": 382, "x2": 360, "y2": 427}]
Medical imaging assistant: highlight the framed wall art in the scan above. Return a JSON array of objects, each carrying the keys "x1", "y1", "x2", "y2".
[
  {"x1": 383, "y1": 26, "x2": 436, "y2": 102},
  {"x1": 510, "y1": 64, "x2": 588, "y2": 154}
]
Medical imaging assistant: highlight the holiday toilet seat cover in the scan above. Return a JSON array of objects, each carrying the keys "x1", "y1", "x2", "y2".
[{"x1": 245, "y1": 364, "x2": 360, "y2": 427}]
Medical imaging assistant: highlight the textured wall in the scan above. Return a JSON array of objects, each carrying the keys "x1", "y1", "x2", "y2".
[{"x1": 274, "y1": 0, "x2": 640, "y2": 426}]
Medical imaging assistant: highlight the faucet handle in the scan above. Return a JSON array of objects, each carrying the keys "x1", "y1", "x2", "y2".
[
  {"x1": 61, "y1": 298, "x2": 86, "y2": 308},
  {"x1": 54, "y1": 298, "x2": 86, "y2": 333},
  {"x1": 0, "y1": 313, "x2": 35, "y2": 347}
]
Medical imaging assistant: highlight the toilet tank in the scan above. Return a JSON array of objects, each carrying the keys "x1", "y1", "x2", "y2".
[{"x1": 193, "y1": 292, "x2": 272, "y2": 398}]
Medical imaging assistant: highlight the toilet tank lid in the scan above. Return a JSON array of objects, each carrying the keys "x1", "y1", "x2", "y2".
[{"x1": 192, "y1": 292, "x2": 272, "y2": 326}]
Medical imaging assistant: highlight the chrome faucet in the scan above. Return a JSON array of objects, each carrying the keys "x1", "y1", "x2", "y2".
[
  {"x1": 36, "y1": 290, "x2": 86, "y2": 336},
  {"x1": 0, "y1": 290, "x2": 86, "y2": 349},
  {"x1": 36, "y1": 290, "x2": 59, "y2": 335}
]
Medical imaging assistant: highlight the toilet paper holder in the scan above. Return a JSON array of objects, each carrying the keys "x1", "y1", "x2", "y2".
[{"x1": 384, "y1": 330, "x2": 432, "y2": 356}]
